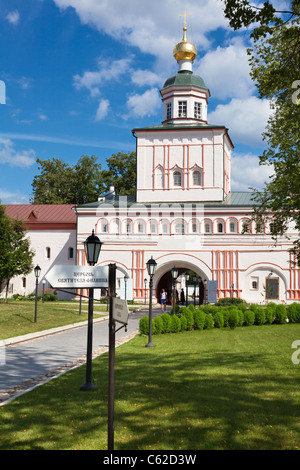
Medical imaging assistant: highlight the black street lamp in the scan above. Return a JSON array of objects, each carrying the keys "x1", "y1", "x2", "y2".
[
  {"x1": 124, "y1": 275, "x2": 128, "y2": 301},
  {"x1": 193, "y1": 274, "x2": 197, "y2": 307},
  {"x1": 171, "y1": 266, "x2": 178, "y2": 313},
  {"x1": 184, "y1": 271, "x2": 189, "y2": 307},
  {"x1": 198, "y1": 277, "x2": 202, "y2": 307},
  {"x1": 80, "y1": 230, "x2": 102, "y2": 391},
  {"x1": 34, "y1": 265, "x2": 41, "y2": 323},
  {"x1": 144, "y1": 278, "x2": 147, "y2": 305},
  {"x1": 145, "y1": 256, "x2": 157, "y2": 347}
]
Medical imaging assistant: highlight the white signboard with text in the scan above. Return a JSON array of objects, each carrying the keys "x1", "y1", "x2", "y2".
[{"x1": 45, "y1": 265, "x2": 109, "y2": 289}]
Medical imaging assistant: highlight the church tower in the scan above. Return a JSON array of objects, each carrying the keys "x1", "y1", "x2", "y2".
[{"x1": 133, "y1": 24, "x2": 233, "y2": 204}]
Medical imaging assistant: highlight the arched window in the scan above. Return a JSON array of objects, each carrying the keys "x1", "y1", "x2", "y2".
[
  {"x1": 192, "y1": 170, "x2": 202, "y2": 186},
  {"x1": 204, "y1": 220, "x2": 212, "y2": 233},
  {"x1": 175, "y1": 222, "x2": 185, "y2": 234},
  {"x1": 173, "y1": 171, "x2": 182, "y2": 187}
]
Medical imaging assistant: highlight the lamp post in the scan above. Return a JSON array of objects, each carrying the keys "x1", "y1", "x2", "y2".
[
  {"x1": 34, "y1": 265, "x2": 41, "y2": 323},
  {"x1": 145, "y1": 256, "x2": 157, "y2": 347},
  {"x1": 80, "y1": 230, "x2": 102, "y2": 391},
  {"x1": 171, "y1": 266, "x2": 178, "y2": 313},
  {"x1": 184, "y1": 272, "x2": 189, "y2": 307},
  {"x1": 42, "y1": 279, "x2": 46, "y2": 303},
  {"x1": 198, "y1": 277, "x2": 202, "y2": 307},
  {"x1": 144, "y1": 278, "x2": 147, "y2": 305},
  {"x1": 124, "y1": 275, "x2": 128, "y2": 301},
  {"x1": 193, "y1": 274, "x2": 197, "y2": 307}
]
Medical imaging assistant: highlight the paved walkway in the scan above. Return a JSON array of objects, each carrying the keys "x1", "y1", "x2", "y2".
[{"x1": 0, "y1": 304, "x2": 167, "y2": 405}]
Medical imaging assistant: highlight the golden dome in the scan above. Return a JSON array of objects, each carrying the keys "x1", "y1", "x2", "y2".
[{"x1": 173, "y1": 26, "x2": 197, "y2": 63}]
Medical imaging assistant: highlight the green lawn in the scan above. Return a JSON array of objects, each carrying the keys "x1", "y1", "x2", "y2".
[
  {"x1": 0, "y1": 301, "x2": 109, "y2": 339},
  {"x1": 1, "y1": 324, "x2": 300, "y2": 450}
]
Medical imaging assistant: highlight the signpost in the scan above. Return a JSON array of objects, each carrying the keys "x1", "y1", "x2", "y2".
[{"x1": 45, "y1": 265, "x2": 109, "y2": 289}]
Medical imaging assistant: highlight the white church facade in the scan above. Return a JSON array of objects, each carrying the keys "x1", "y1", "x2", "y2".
[
  {"x1": 74, "y1": 26, "x2": 299, "y2": 305},
  {"x1": 2, "y1": 26, "x2": 299, "y2": 304}
]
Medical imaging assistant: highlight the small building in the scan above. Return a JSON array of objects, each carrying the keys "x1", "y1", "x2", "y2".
[{"x1": 2, "y1": 204, "x2": 76, "y2": 299}]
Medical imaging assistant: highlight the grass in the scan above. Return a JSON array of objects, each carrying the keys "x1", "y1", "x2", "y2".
[
  {"x1": 0, "y1": 301, "x2": 109, "y2": 339},
  {"x1": 1, "y1": 323, "x2": 300, "y2": 450}
]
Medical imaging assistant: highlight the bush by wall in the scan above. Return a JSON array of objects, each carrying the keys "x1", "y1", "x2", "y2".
[{"x1": 139, "y1": 302, "x2": 300, "y2": 337}]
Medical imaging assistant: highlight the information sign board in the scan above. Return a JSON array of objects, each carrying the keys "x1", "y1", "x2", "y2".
[
  {"x1": 112, "y1": 298, "x2": 129, "y2": 325},
  {"x1": 45, "y1": 265, "x2": 109, "y2": 289}
]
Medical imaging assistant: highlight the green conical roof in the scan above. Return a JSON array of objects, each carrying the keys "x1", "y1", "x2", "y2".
[{"x1": 162, "y1": 70, "x2": 208, "y2": 91}]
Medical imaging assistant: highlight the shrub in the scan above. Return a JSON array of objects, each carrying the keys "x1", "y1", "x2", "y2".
[
  {"x1": 161, "y1": 313, "x2": 172, "y2": 333},
  {"x1": 227, "y1": 308, "x2": 239, "y2": 329},
  {"x1": 216, "y1": 297, "x2": 246, "y2": 306},
  {"x1": 179, "y1": 314, "x2": 187, "y2": 331},
  {"x1": 194, "y1": 310, "x2": 206, "y2": 330},
  {"x1": 238, "y1": 303, "x2": 247, "y2": 313},
  {"x1": 153, "y1": 315, "x2": 163, "y2": 334},
  {"x1": 188, "y1": 303, "x2": 196, "y2": 313},
  {"x1": 214, "y1": 312, "x2": 224, "y2": 328},
  {"x1": 139, "y1": 316, "x2": 149, "y2": 335},
  {"x1": 182, "y1": 308, "x2": 194, "y2": 330},
  {"x1": 287, "y1": 303, "x2": 300, "y2": 323},
  {"x1": 243, "y1": 310, "x2": 255, "y2": 326},
  {"x1": 204, "y1": 313, "x2": 214, "y2": 329},
  {"x1": 274, "y1": 304, "x2": 287, "y2": 324},
  {"x1": 267, "y1": 302, "x2": 277, "y2": 313},
  {"x1": 265, "y1": 305, "x2": 274, "y2": 324},
  {"x1": 170, "y1": 314, "x2": 181, "y2": 333},
  {"x1": 221, "y1": 308, "x2": 230, "y2": 327},
  {"x1": 237, "y1": 310, "x2": 244, "y2": 326},
  {"x1": 254, "y1": 307, "x2": 266, "y2": 325}
]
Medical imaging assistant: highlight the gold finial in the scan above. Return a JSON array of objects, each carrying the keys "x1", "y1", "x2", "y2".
[
  {"x1": 173, "y1": 10, "x2": 197, "y2": 63},
  {"x1": 179, "y1": 9, "x2": 191, "y2": 29}
]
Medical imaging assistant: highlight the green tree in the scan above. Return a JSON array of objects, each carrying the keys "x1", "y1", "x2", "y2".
[
  {"x1": 72, "y1": 155, "x2": 105, "y2": 204},
  {"x1": 0, "y1": 204, "x2": 35, "y2": 303},
  {"x1": 100, "y1": 151, "x2": 136, "y2": 195},
  {"x1": 31, "y1": 157, "x2": 75, "y2": 204},
  {"x1": 222, "y1": 0, "x2": 300, "y2": 264}
]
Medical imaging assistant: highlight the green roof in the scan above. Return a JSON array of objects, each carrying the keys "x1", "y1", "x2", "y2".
[
  {"x1": 76, "y1": 192, "x2": 258, "y2": 210},
  {"x1": 162, "y1": 70, "x2": 209, "y2": 92},
  {"x1": 132, "y1": 122, "x2": 228, "y2": 133}
]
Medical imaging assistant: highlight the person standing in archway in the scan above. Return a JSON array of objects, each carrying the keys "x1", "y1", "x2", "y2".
[{"x1": 160, "y1": 288, "x2": 167, "y2": 312}]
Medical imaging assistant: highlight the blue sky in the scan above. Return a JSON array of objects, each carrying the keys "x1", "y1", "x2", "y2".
[{"x1": 0, "y1": 0, "x2": 281, "y2": 204}]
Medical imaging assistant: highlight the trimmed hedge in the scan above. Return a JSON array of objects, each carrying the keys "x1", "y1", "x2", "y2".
[{"x1": 139, "y1": 302, "x2": 300, "y2": 336}]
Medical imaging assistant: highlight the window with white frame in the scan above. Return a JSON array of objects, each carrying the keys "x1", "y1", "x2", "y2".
[
  {"x1": 178, "y1": 101, "x2": 187, "y2": 117},
  {"x1": 194, "y1": 102, "x2": 202, "y2": 119},
  {"x1": 166, "y1": 103, "x2": 172, "y2": 120},
  {"x1": 229, "y1": 220, "x2": 237, "y2": 233},
  {"x1": 204, "y1": 221, "x2": 212, "y2": 233},
  {"x1": 192, "y1": 170, "x2": 202, "y2": 186},
  {"x1": 173, "y1": 171, "x2": 182, "y2": 187},
  {"x1": 175, "y1": 222, "x2": 185, "y2": 234}
]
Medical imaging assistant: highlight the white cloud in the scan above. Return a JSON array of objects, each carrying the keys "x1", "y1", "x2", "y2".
[
  {"x1": 73, "y1": 57, "x2": 133, "y2": 96},
  {"x1": 196, "y1": 39, "x2": 255, "y2": 100},
  {"x1": 0, "y1": 188, "x2": 29, "y2": 204},
  {"x1": 0, "y1": 138, "x2": 35, "y2": 168},
  {"x1": 53, "y1": 0, "x2": 229, "y2": 61},
  {"x1": 5, "y1": 10, "x2": 20, "y2": 25},
  {"x1": 125, "y1": 88, "x2": 161, "y2": 118},
  {"x1": 208, "y1": 96, "x2": 272, "y2": 147},
  {"x1": 131, "y1": 69, "x2": 162, "y2": 88},
  {"x1": 95, "y1": 99, "x2": 110, "y2": 121},
  {"x1": 231, "y1": 152, "x2": 273, "y2": 191}
]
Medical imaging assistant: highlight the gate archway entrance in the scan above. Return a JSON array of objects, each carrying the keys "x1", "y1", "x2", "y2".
[{"x1": 153, "y1": 257, "x2": 211, "y2": 305}]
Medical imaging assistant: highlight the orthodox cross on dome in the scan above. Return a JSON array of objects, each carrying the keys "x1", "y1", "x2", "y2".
[{"x1": 179, "y1": 9, "x2": 191, "y2": 29}]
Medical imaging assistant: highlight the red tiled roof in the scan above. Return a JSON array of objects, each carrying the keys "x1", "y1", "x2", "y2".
[{"x1": 4, "y1": 204, "x2": 76, "y2": 229}]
